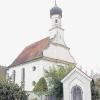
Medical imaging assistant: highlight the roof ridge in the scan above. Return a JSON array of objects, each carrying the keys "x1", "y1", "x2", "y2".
[
  {"x1": 25, "y1": 37, "x2": 50, "y2": 49},
  {"x1": 9, "y1": 36, "x2": 50, "y2": 67}
]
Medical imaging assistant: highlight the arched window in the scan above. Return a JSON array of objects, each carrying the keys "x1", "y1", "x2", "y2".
[
  {"x1": 71, "y1": 85, "x2": 83, "y2": 100},
  {"x1": 13, "y1": 70, "x2": 16, "y2": 83},
  {"x1": 32, "y1": 81, "x2": 36, "y2": 86},
  {"x1": 32, "y1": 66, "x2": 36, "y2": 71},
  {"x1": 21, "y1": 68, "x2": 25, "y2": 90}
]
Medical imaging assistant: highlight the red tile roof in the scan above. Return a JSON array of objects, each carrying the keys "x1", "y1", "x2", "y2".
[{"x1": 9, "y1": 37, "x2": 50, "y2": 67}]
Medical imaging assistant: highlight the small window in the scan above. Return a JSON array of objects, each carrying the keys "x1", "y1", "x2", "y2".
[
  {"x1": 32, "y1": 81, "x2": 36, "y2": 86},
  {"x1": 55, "y1": 19, "x2": 58, "y2": 23},
  {"x1": 32, "y1": 66, "x2": 36, "y2": 71},
  {"x1": 13, "y1": 70, "x2": 16, "y2": 83},
  {"x1": 21, "y1": 68, "x2": 25, "y2": 83}
]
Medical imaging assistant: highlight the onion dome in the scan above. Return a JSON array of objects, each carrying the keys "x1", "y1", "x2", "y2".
[{"x1": 50, "y1": 5, "x2": 62, "y2": 18}]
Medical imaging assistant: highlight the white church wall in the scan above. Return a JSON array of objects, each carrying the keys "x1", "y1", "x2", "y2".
[
  {"x1": 7, "y1": 59, "x2": 66, "y2": 92},
  {"x1": 43, "y1": 43, "x2": 76, "y2": 64},
  {"x1": 7, "y1": 60, "x2": 44, "y2": 91}
]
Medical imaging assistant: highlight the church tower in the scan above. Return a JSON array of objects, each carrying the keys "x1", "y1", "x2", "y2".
[{"x1": 49, "y1": 1, "x2": 65, "y2": 46}]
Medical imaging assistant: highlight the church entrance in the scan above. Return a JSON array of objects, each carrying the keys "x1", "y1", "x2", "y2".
[{"x1": 71, "y1": 86, "x2": 83, "y2": 100}]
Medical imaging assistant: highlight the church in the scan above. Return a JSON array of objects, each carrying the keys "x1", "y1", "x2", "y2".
[{"x1": 7, "y1": 2, "x2": 92, "y2": 100}]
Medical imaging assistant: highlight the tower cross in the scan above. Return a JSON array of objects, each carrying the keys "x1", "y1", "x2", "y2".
[{"x1": 55, "y1": 0, "x2": 57, "y2": 6}]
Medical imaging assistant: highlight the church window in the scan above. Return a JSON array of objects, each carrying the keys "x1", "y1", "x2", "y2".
[
  {"x1": 32, "y1": 81, "x2": 36, "y2": 86},
  {"x1": 21, "y1": 68, "x2": 25, "y2": 90},
  {"x1": 55, "y1": 19, "x2": 58, "y2": 23},
  {"x1": 21, "y1": 68, "x2": 25, "y2": 82},
  {"x1": 32, "y1": 66, "x2": 36, "y2": 71},
  {"x1": 71, "y1": 85, "x2": 83, "y2": 100},
  {"x1": 12, "y1": 70, "x2": 16, "y2": 83}
]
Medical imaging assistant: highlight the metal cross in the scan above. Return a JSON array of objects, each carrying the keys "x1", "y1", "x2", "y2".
[{"x1": 55, "y1": 0, "x2": 57, "y2": 6}]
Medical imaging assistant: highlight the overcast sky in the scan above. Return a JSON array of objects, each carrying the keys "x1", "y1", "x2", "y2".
[{"x1": 0, "y1": 0, "x2": 100, "y2": 74}]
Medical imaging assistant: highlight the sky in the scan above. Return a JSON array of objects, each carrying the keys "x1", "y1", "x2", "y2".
[{"x1": 0, "y1": 0, "x2": 100, "y2": 74}]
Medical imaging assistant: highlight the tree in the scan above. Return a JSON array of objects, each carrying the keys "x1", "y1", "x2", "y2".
[
  {"x1": 33, "y1": 77, "x2": 48, "y2": 100},
  {"x1": 0, "y1": 66, "x2": 6, "y2": 81},
  {"x1": 91, "y1": 80, "x2": 97, "y2": 100},
  {"x1": 0, "y1": 80, "x2": 28, "y2": 100},
  {"x1": 95, "y1": 78, "x2": 100, "y2": 95},
  {"x1": 44, "y1": 65, "x2": 74, "y2": 100},
  {"x1": 91, "y1": 78, "x2": 100, "y2": 100}
]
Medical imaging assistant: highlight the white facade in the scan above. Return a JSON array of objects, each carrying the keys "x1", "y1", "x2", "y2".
[{"x1": 61, "y1": 67, "x2": 92, "y2": 100}]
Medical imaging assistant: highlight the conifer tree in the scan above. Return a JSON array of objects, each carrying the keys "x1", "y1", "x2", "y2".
[{"x1": 33, "y1": 77, "x2": 48, "y2": 100}]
